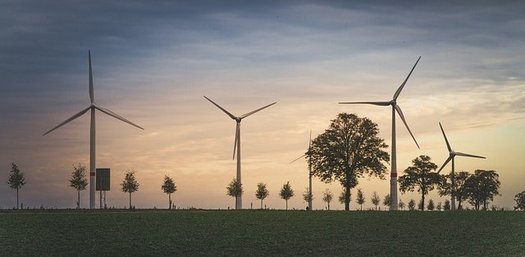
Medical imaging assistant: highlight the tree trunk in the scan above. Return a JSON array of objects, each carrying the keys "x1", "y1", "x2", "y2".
[
  {"x1": 16, "y1": 188, "x2": 19, "y2": 210},
  {"x1": 129, "y1": 192, "x2": 132, "y2": 210},
  {"x1": 77, "y1": 190, "x2": 81, "y2": 209},
  {"x1": 360, "y1": 204, "x2": 362, "y2": 211},
  {"x1": 168, "y1": 193, "x2": 171, "y2": 210},
  {"x1": 260, "y1": 199, "x2": 263, "y2": 209},
  {"x1": 421, "y1": 193, "x2": 425, "y2": 211},
  {"x1": 286, "y1": 199, "x2": 288, "y2": 210},
  {"x1": 344, "y1": 186, "x2": 350, "y2": 211},
  {"x1": 328, "y1": 202, "x2": 330, "y2": 211}
]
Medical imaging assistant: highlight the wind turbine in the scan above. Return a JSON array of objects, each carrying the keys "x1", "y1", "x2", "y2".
[
  {"x1": 43, "y1": 50, "x2": 144, "y2": 209},
  {"x1": 290, "y1": 131, "x2": 313, "y2": 210},
  {"x1": 437, "y1": 122, "x2": 486, "y2": 210},
  {"x1": 339, "y1": 56, "x2": 422, "y2": 211},
  {"x1": 204, "y1": 96, "x2": 276, "y2": 209}
]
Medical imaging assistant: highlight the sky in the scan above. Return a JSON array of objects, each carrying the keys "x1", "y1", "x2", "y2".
[{"x1": 1, "y1": 0, "x2": 524, "y2": 210}]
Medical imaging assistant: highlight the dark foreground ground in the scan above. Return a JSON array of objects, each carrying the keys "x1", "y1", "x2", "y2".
[{"x1": 0, "y1": 210, "x2": 524, "y2": 257}]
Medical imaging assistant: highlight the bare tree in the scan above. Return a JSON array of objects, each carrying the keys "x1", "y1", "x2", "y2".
[
  {"x1": 302, "y1": 187, "x2": 314, "y2": 209},
  {"x1": 69, "y1": 163, "x2": 88, "y2": 209},
  {"x1": 398, "y1": 199, "x2": 405, "y2": 210},
  {"x1": 322, "y1": 189, "x2": 333, "y2": 210},
  {"x1": 121, "y1": 170, "x2": 139, "y2": 210},
  {"x1": 371, "y1": 191, "x2": 380, "y2": 210},
  {"x1": 356, "y1": 188, "x2": 365, "y2": 210},
  {"x1": 7, "y1": 162, "x2": 26, "y2": 209},
  {"x1": 161, "y1": 175, "x2": 177, "y2": 209}
]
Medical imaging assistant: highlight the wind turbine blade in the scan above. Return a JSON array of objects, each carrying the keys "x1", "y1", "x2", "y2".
[
  {"x1": 290, "y1": 154, "x2": 307, "y2": 164},
  {"x1": 437, "y1": 156, "x2": 453, "y2": 173},
  {"x1": 455, "y1": 152, "x2": 486, "y2": 159},
  {"x1": 240, "y1": 102, "x2": 277, "y2": 119},
  {"x1": 394, "y1": 104, "x2": 420, "y2": 149},
  {"x1": 43, "y1": 106, "x2": 91, "y2": 136},
  {"x1": 232, "y1": 123, "x2": 239, "y2": 160},
  {"x1": 439, "y1": 122, "x2": 452, "y2": 152},
  {"x1": 338, "y1": 101, "x2": 390, "y2": 106},
  {"x1": 203, "y1": 96, "x2": 237, "y2": 120},
  {"x1": 95, "y1": 106, "x2": 144, "y2": 130},
  {"x1": 393, "y1": 56, "x2": 421, "y2": 100},
  {"x1": 89, "y1": 50, "x2": 94, "y2": 104}
]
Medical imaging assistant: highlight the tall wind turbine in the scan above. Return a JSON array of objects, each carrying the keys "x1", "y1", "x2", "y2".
[
  {"x1": 290, "y1": 131, "x2": 313, "y2": 210},
  {"x1": 204, "y1": 96, "x2": 276, "y2": 209},
  {"x1": 339, "y1": 56, "x2": 421, "y2": 211},
  {"x1": 43, "y1": 51, "x2": 144, "y2": 209},
  {"x1": 437, "y1": 122, "x2": 486, "y2": 210}
]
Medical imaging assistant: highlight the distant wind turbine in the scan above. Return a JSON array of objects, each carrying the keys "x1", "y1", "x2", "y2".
[
  {"x1": 204, "y1": 96, "x2": 276, "y2": 209},
  {"x1": 437, "y1": 122, "x2": 486, "y2": 210},
  {"x1": 339, "y1": 56, "x2": 422, "y2": 211},
  {"x1": 290, "y1": 131, "x2": 313, "y2": 211},
  {"x1": 43, "y1": 51, "x2": 144, "y2": 209}
]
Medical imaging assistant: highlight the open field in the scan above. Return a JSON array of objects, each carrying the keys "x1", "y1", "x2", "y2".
[{"x1": 0, "y1": 210, "x2": 524, "y2": 257}]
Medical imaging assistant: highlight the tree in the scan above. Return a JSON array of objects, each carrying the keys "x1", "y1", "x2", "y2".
[
  {"x1": 255, "y1": 183, "x2": 269, "y2": 209},
  {"x1": 398, "y1": 155, "x2": 441, "y2": 211},
  {"x1": 383, "y1": 194, "x2": 391, "y2": 210},
  {"x1": 302, "y1": 188, "x2": 314, "y2": 208},
  {"x1": 371, "y1": 191, "x2": 380, "y2": 210},
  {"x1": 322, "y1": 189, "x2": 333, "y2": 210},
  {"x1": 515, "y1": 191, "x2": 525, "y2": 210},
  {"x1": 356, "y1": 188, "x2": 365, "y2": 210},
  {"x1": 309, "y1": 113, "x2": 389, "y2": 211},
  {"x1": 121, "y1": 170, "x2": 139, "y2": 210},
  {"x1": 280, "y1": 181, "x2": 294, "y2": 210},
  {"x1": 338, "y1": 188, "x2": 351, "y2": 209},
  {"x1": 418, "y1": 199, "x2": 424, "y2": 211},
  {"x1": 7, "y1": 162, "x2": 26, "y2": 209},
  {"x1": 436, "y1": 202, "x2": 442, "y2": 211},
  {"x1": 443, "y1": 200, "x2": 451, "y2": 211},
  {"x1": 427, "y1": 199, "x2": 435, "y2": 211},
  {"x1": 161, "y1": 175, "x2": 177, "y2": 209},
  {"x1": 465, "y1": 170, "x2": 501, "y2": 210},
  {"x1": 438, "y1": 171, "x2": 471, "y2": 210},
  {"x1": 226, "y1": 178, "x2": 243, "y2": 207},
  {"x1": 408, "y1": 199, "x2": 416, "y2": 211},
  {"x1": 398, "y1": 199, "x2": 405, "y2": 210},
  {"x1": 69, "y1": 163, "x2": 88, "y2": 209}
]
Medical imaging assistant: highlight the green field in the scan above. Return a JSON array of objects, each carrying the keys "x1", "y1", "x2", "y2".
[{"x1": 0, "y1": 210, "x2": 524, "y2": 257}]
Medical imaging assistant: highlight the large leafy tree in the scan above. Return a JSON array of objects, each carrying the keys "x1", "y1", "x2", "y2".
[
  {"x1": 322, "y1": 189, "x2": 333, "y2": 210},
  {"x1": 255, "y1": 183, "x2": 269, "y2": 209},
  {"x1": 69, "y1": 163, "x2": 88, "y2": 209},
  {"x1": 161, "y1": 175, "x2": 177, "y2": 209},
  {"x1": 514, "y1": 191, "x2": 525, "y2": 210},
  {"x1": 7, "y1": 162, "x2": 26, "y2": 209},
  {"x1": 356, "y1": 188, "x2": 365, "y2": 210},
  {"x1": 398, "y1": 155, "x2": 441, "y2": 211},
  {"x1": 280, "y1": 181, "x2": 294, "y2": 210},
  {"x1": 121, "y1": 170, "x2": 139, "y2": 210},
  {"x1": 438, "y1": 171, "x2": 471, "y2": 210},
  {"x1": 465, "y1": 169, "x2": 500, "y2": 210},
  {"x1": 309, "y1": 113, "x2": 389, "y2": 211},
  {"x1": 226, "y1": 178, "x2": 243, "y2": 208}
]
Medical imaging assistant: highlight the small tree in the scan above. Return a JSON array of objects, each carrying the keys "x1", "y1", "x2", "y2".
[
  {"x1": 436, "y1": 202, "x2": 442, "y2": 211},
  {"x1": 356, "y1": 188, "x2": 365, "y2": 210},
  {"x1": 443, "y1": 199, "x2": 451, "y2": 211},
  {"x1": 371, "y1": 191, "x2": 380, "y2": 210},
  {"x1": 69, "y1": 163, "x2": 88, "y2": 209},
  {"x1": 322, "y1": 189, "x2": 333, "y2": 210},
  {"x1": 302, "y1": 188, "x2": 314, "y2": 208},
  {"x1": 161, "y1": 175, "x2": 177, "y2": 209},
  {"x1": 226, "y1": 178, "x2": 243, "y2": 207},
  {"x1": 280, "y1": 181, "x2": 294, "y2": 210},
  {"x1": 255, "y1": 183, "x2": 269, "y2": 209},
  {"x1": 515, "y1": 191, "x2": 525, "y2": 210},
  {"x1": 121, "y1": 170, "x2": 139, "y2": 210},
  {"x1": 383, "y1": 194, "x2": 391, "y2": 210},
  {"x1": 338, "y1": 189, "x2": 351, "y2": 209},
  {"x1": 408, "y1": 199, "x2": 416, "y2": 211},
  {"x1": 398, "y1": 199, "x2": 405, "y2": 210},
  {"x1": 427, "y1": 199, "x2": 435, "y2": 211},
  {"x1": 7, "y1": 162, "x2": 26, "y2": 209},
  {"x1": 399, "y1": 155, "x2": 441, "y2": 211}
]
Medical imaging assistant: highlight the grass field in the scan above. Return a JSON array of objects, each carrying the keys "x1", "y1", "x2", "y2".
[{"x1": 0, "y1": 210, "x2": 524, "y2": 257}]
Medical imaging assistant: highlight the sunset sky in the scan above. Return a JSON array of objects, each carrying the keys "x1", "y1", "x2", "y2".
[{"x1": 1, "y1": 1, "x2": 524, "y2": 210}]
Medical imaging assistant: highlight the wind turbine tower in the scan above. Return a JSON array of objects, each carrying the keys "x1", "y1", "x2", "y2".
[
  {"x1": 44, "y1": 51, "x2": 144, "y2": 209},
  {"x1": 437, "y1": 122, "x2": 486, "y2": 210},
  {"x1": 291, "y1": 131, "x2": 313, "y2": 210},
  {"x1": 204, "y1": 96, "x2": 276, "y2": 209},
  {"x1": 339, "y1": 56, "x2": 421, "y2": 211}
]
